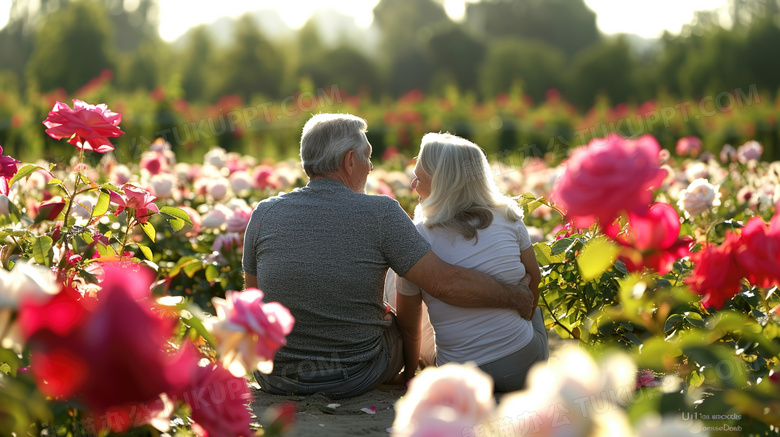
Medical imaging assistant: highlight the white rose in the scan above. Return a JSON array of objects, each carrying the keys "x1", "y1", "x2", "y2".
[
  {"x1": 201, "y1": 204, "x2": 231, "y2": 229},
  {"x1": 111, "y1": 164, "x2": 133, "y2": 186},
  {"x1": 677, "y1": 178, "x2": 721, "y2": 218},
  {"x1": 207, "y1": 178, "x2": 230, "y2": 201},
  {"x1": 0, "y1": 260, "x2": 60, "y2": 308},
  {"x1": 150, "y1": 173, "x2": 176, "y2": 199},
  {"x1": 204, "y1": 147, "x2": 228, "y2": 167},
  {"x1": 229, "y1": 171, "x2": 254, "y2": 194},
  {"x1": 71, "y1": 194, "x2": 96, "y2": 221},
  {"x1": 684, "y1": 162, "x2": 709, "y2": 182}
]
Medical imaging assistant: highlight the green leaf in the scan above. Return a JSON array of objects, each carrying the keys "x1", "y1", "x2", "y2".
[
  {"x1": 551, "y1": 237, "x2": 577, "y2": 255},
  {"x1": 160, "y1": 206, "x2": 193, "y2": 228},
  {"x1": 577, "y1": 236, "x2": 619, "y2": 281},
  {"x1": 9, "y1": 164, "x2": 44, "y2": 188},
  {"x1": 533, "y1": 242, "x2": 566, "y2": 266},
  {"x1": 168, "y1": 217, "x2": 185, "y2": 232},
  {"x1": 91, "y1": 190, "x2": 111, "y2": 218},
  {"x1": 664, "y1": 314, "x2": 684, "y2": 333},
  {"x1": 183, "y1": 260, "x2": 202, "y2": 278},
  {"x1": 683, "y1": 311, "x2": 705, "y2": 328},
  {"x1": 182, "y1": 309, "x2": 217, "y2": 348},
  {"x1": 205, "y1": 265, "x2": 219, "y2": 282},
  {"x1": 136, "y1": 243, "x2": 153, "y2": 261},
  {"x1": 48, "y1": 178, "x2": 63, "y2": 185},
  {"x1": 101, "y1": 182, "x2": 120, "y2": 191},
  {"x1": 140, "y1": 221, "x2": 156, "y2": 242},
  {"x1": 32, "y1": 236, "x2": 53, "y2": 267},
  {"x1": 168, "y1": 256, "x2": 196, "y2": 278}
]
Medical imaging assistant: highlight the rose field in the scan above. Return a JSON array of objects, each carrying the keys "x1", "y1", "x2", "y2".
[{"x1": 0, "y1": 92, "x2": 779, "y2": 437}]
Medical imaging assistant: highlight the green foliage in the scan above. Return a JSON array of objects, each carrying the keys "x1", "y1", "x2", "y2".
[
  {"x1": 26, "y1": 1, "x2": 115, "y2": 93},
  {"x1": 480, "y1": 39, "x2": 566, "y2": 102}
]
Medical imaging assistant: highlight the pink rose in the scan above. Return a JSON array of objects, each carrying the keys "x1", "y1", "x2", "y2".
[
  {"x1": 211, "y1": 233, "x2": 242, "y2": 252},
  {"x1": 110, "y1": 183, "x2": 160, "y2": 224},
  {"x1": 675, "y1": 136, "x2": 702, "y2": 157},
  {"x1": 720, "y1": 144, "x2": 736, "y2": 163},
  {"x1": 0, "y1": 145, "x2": 20, "y2": 179},
  {"x1": 392, "y1": 363, "x2": 494, "y2": 436},
  {"x1": 737, "y1": 140, "x2": 763, "y2": 163},
  {"x1": 253, "y1": 165, "x2": 280, "y2": 190},
  {"x1": 42, "y1": 100, "x2": 124, "y2": 153},
  {"x1": 186, "y1": 363, "x2": 253, "y2": 437},
  {"x1": 140, "y1": 151, "x2": 168, "y2": 175},
  {"x1": 226, "y1": 206, "x2": 252, "y2": 234},
  {"x1": 550, "y1": 134, "x2": 667, "y2": 228},
  {"x1": 635, "y1": 369, "x2": 661, "y2": 389},
  {"x1": 209, "y1": 288, "x2": 294, "y2": 376}
]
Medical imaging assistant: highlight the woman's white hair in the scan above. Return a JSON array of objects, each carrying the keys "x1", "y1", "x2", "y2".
[
  {"x1": 415, "y1": 132, "x2": 522, "y2": 240},
  {"x1": 300, "y1": 113, "x2": 370, "y2": 178}
]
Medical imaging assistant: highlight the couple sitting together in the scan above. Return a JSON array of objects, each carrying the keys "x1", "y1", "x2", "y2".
[{"x1": 242, "y1": 113, "x2": 548, "y2": 399}]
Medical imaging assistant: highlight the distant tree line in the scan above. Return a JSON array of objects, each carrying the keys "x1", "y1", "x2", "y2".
[{"x1": 0, "y1": 0, "x2": 779, "y2": 109}]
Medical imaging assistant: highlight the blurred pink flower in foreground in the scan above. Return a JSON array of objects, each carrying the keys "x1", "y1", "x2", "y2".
[
  {"x1": 550, "y1": 134, "x2": 667, "y2": 228},
  {"x1": 42, "y1": 100, "x2": 124, "y2": 153},
  {"x1": 208, "y1": 288, "x2": 294, "y2": 376},
  {"x1": 392, "y1": 363, "x2": 494, "y2": 437},
  {"x1": 20, "y1": 264, "x2": 195, "y2": 413},
  {"x1": 110, "y1": 184, "x2": 159, "y2": 224},
  {"x1": 187, "y1": 362, "x2": 254, "y2": 437}
]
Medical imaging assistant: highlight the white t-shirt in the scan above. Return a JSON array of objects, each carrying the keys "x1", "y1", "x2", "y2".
[{"x1": 396, "y1": 210, "x2": 534, "y2": 366}]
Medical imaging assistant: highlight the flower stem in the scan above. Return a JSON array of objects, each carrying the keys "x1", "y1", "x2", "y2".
[{"x1": 120, "y1": 215, "x2": 135, "y2": 260}]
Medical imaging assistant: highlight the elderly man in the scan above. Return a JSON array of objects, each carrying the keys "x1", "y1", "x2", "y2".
[{"x1": 243, "y1": 113, "x2": 534, "y2": 399}]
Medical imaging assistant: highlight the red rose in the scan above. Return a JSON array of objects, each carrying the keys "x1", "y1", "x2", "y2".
[
  {"x1": 685, "y1": 232, "x2": 745, "y2": 309},
  {"x1": 735, "y1": 214, "x2": 780, "y2": 288},
  {"x1": 551, "y1": 134, "x2": 667, "y2": 228},
  {"x1": 605, "y1": 203, "x2": 693, "y2": 274},
  {"x1": 42, "y1": 100, "x2": 124, "y2": 153},
  {"x1": 186, "y1": 363, "x2": 253, "y2": 437}
]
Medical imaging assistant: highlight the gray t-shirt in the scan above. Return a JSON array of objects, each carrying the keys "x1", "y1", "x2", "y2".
[{"x1": 242, "y1": 178, "x2": 430, "y2": 376}]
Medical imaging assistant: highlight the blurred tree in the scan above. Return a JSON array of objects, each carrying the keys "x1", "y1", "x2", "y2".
[
  {"x1": 425, "y1": 23, "x2": 486, "y2": 92},
  {"x1": 373, "y1": 0, "x2": 449, "y2": 95},
  {"x1": 676, "y1": 27, "x2": 749, "y2": 97},
  {"x1": 743, "y1": 17, "x2": 780, "y2": 92},
  {"x1": 116, "y1": 35, "x2": 172, "y2": 92},
  {"x1": 373, "y1": 0, "x2": 450, "y2": 60},
  {"x1": 465, "y1": 0, "x2": 599, "y2": 59},
  {"x1": 297, "y1": 46, "x2": 381, "y2": 96},
  {"x1": 26, "y1": 1, "x2": 115, "y2": 93},
  {"x1": 105, "y1": 0, "x2": 159, "y2": 52},
  {"x1": 479, "y1": 39, "x2": 566, "y2": 101},
  {"x1": 568, "y1": 36, "x2": 636, "y2": 108},
  {"x1": 178, "y1": 25, "x2": 217, "y2": 101},
  {"x1": 297, "y1": 18, "x2": 325, "y2": 61},
  {"x1": 217, "y1": 14, "x2": 284, "y2": 101}
]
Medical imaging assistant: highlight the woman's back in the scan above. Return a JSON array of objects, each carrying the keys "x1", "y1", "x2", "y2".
[{"x1": 404, "y1": 210, "x2": 534, "y2": 366}]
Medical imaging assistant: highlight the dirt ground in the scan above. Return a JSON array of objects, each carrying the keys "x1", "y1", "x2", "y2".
[{"x1": 251, "y1": 383, "x2": 405, "y2": 437}]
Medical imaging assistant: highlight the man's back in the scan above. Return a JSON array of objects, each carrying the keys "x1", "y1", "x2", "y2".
[{"x1": 242, "y1": 178, "x2": 429, "y2": 376}]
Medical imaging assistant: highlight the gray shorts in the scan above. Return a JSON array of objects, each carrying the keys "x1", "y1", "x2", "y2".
[
  {"x1": 477, "y1": 307, "x2": 549, "y2": 392},
  {"x1": 255, "y1": 313, "x2": 404, "y2": 399}
]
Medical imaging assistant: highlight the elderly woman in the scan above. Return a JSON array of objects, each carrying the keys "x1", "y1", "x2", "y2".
[{"x1": 390, "y1": 133, "x2": 548, "y2": 392}]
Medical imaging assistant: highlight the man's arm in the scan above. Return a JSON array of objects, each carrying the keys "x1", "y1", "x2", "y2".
[
  {"x1": 401, "y1": 251, "x2": 535, "y2": 319},
  {"x1": 245, "y1": 272, "x2": 257, "y2": 289}
]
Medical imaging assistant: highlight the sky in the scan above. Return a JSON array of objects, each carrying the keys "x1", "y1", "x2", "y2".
[{"x1": 0, "y1": 0, "x2": 731, "y2": 41}]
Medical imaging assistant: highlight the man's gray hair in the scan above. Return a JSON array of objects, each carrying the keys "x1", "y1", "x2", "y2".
[{"x1": 300, "y1": 113, "x2": 370, "y2": 178}]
